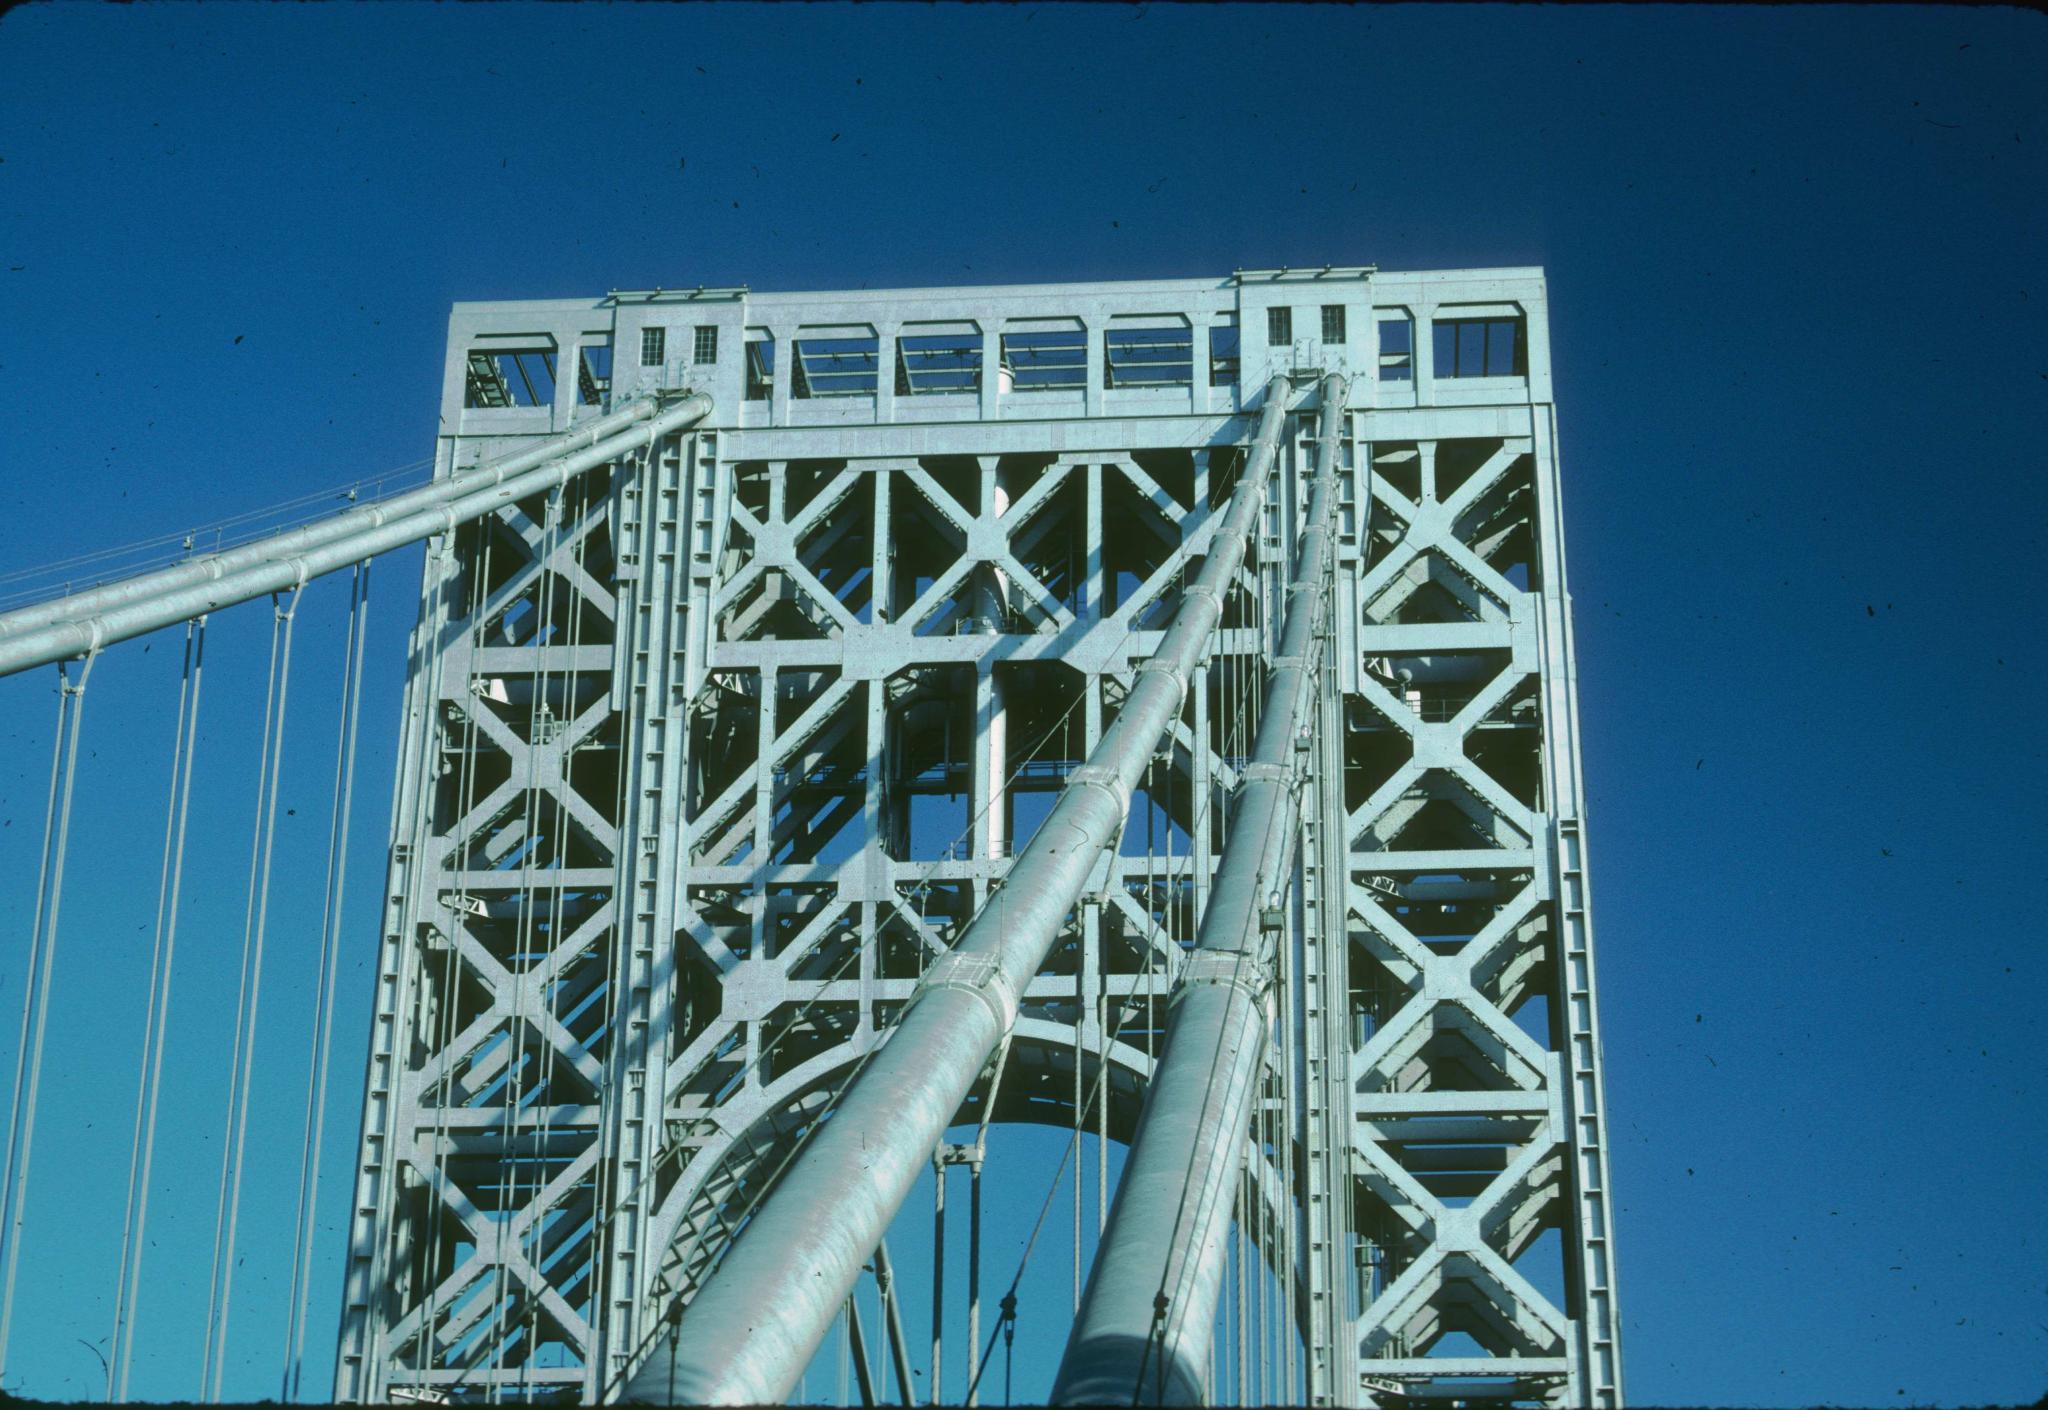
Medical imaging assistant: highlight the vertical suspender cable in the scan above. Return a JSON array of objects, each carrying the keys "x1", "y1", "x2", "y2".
[
  {"x1": 967, "y1": 1152, "x2": 983, "y2": 1408},
  {"x1": 964, "y1": 1034, "x2": 1005, "y2": 1410},
  {"x1": 204, "y1": 584, "x2": 302, "y2": 1402},
  {"x1": 931, "y1": 1154, "x2": 945, "y2": 1403},
  {"x1": 1, "y1": 670, "x2": 72, "y2": 1359},
  {"x1": 1259, "y1": 1152, "x2": 1271, "y2": 1408},
  {"x1": 111, "y1": 617, "x2": 207, "y2": 1400},
  {"x1": 283, "y1": 562, "x2": 370, "y2": 1400},
  {"x1": 0, "y1": 646, "x2": 98, "y2": 1384},
  {"x1": 202, "y1": 600, "x2": 286, "y2": 1398},
  {"x1": 1234, "y1": 1166, "x2": 1246, "y2": 1407}
]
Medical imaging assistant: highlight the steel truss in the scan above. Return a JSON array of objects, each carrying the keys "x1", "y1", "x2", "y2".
[{"x1": 337, "y1": 268, "x2": 1622, "y2": 1407}]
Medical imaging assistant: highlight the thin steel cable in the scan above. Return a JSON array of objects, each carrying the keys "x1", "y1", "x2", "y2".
[
  {"x1": 489, "y1": 488, "x2": 563, "y2": 1400},
  {"x1": 205, "y1": 584, "x2": 302, "y2": 1402},
  {"x1": 931, "y1": 1143, "x2": 945, "y2": 1403},
  {"x1": 1234, "y1": 1164, "x2": 1247, "y2": 1407},
  {"x1": 110, "y1": 617, "x2": 207, "y2": 1400},
  {"x1": 282, "y1": 562, "x2": 372, "y2": 1400},
  {"x1": 0, "y1": 457, "x2": 434, "y2": 605},
  {"x1": 1093, "y1": 522, "x2": 1112, "y2": 1246},
  {"x1": 0, "y1": 672, "x2": 69, "y2": 1392},
  {"x1": 1262, "y1": 449, "x2": 1287, "y2": 1406},
  {"x1": 350, "y1": 517, "x2": 462, "y2": 1395},
  {"x1": 1072, "y1": 884, "x2": 1085, "y2": 1318},
  {"x1": 1277, "y1": 927, "x2": 1296, "y2": 1403},
  {"x1": 418, "y1": 516, "x2": 496, "y2": 1385},
  {"x1": 522, "y1": 488, "x2": 580, "y2": 1399},
  {"x1": 1259, "y1": 1074, "x2": 1272, "y2": 1407},
  {"x1": 201, "y1": 603, "x2": 287, "y2": 1398},
  {"x1": 0, "y1": 649, "x2": 96, "y2": 1386}
]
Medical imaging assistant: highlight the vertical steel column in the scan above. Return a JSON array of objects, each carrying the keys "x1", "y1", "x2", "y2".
[
  {"x1": 335, "y1": 401, "x2": 708, "y2": 1403},
  {"x1": 1345, "y1": 285, "x2": 1620, "y2": 1406},
  {"x1": 333, "y1": 440, "x2": 462, "y2": 1403},
  {"x1": 1532, "y1": 407, "x2": 1625, "y2": 1407},
  {"x1": 596, "y1": 425, "x2": 699, "y2": 1394}
]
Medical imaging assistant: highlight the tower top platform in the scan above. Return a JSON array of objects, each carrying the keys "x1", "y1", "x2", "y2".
[{"x1": 441, "y1": 265, "x2": 1552, "y2": 440}]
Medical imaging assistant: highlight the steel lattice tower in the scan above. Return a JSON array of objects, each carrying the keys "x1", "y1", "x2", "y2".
[{"x1": 334, "y1": 267, "x2": 1622, "y2": 1407}]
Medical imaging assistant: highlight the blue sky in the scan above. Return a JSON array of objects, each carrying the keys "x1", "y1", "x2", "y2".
[{"x1": 0, "y1": 3, "x2": 2044, "y2": 1405}]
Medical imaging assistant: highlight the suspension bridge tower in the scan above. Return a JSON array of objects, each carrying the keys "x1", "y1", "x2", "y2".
[{"x1": 328, "y1": 267, "x2": 1623, "y2": 1407}]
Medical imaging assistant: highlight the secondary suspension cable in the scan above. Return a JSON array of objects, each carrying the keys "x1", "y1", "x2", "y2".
[
  {"x1": 203, "y1": 584, "x2": 303, "y2": 1402},
  {"x1": 110, "y1": 616, "x2": 208, "y2": 1400},
  {"x1": 0, "y1": 646, "x2": 99, "y2": 1385}
]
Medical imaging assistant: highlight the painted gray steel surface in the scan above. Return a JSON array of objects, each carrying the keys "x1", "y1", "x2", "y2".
[
  {"x1": 330, "y1": 267, "x2": 1621, "y2": 1408},
  {"x1": 626, "y1": 380, "x2": 1295, "y2": 1406}
]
